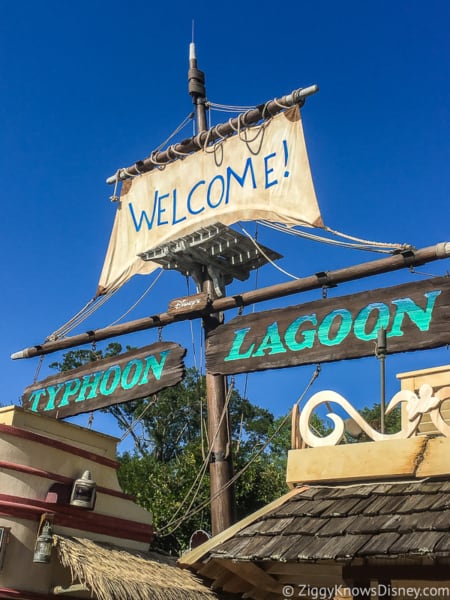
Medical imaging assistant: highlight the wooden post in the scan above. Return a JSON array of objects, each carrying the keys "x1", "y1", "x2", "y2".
[{"x1": 189, "y1": 43, "x2": 235, "y2": 535}]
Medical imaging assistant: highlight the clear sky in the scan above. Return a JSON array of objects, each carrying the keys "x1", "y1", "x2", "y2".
[{"x1": 2, "y1": 0, "x2": 449, "y2": 448}]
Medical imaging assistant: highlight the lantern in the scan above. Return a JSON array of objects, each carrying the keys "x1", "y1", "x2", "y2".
[
  {"x1": 33, "y1": 521, "x2": 53, "y2": 564},
  {"x1": 70, "y1": 470, "x2": 96, "y2": 509}
]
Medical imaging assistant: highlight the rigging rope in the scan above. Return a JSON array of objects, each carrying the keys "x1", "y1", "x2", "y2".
[
  {"x1": 157, "y1": 366, "x2": 321, "y2": 537},
  {"x1": 157, "y1": 380, "x2": 235, "y2": 535},
  {"x1": 107, "y1": 269, "x2": 164, "y2": 327},
  {"x1": 46, "y1": 292, "x2": 118, "y2": 341},
  {"x1": 46, "y1": 269, "x2": 163, "y2": 342},
  {"x1": 258, "y1": 220, "x2": 409, "y2": 253},
  {"x1": 208, "y1": 101, "x2": 257, "y2": 112},
  {"x1": 238, "y1": 224, "x2": 300, "y2": 280}
]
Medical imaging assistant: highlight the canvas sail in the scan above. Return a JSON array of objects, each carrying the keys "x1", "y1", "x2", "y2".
[{"x1": 97, "y1": 106, "x2": 323, "y2": 295}]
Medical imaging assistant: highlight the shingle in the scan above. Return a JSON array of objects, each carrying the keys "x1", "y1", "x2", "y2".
[
  {"x1": 316, "y1": 516, "x2": 359, "y2": 537},
  {"x1": 209, "y1": 479, "x2": 450, "y2": 564},
  {"x1": 316, "y1": 534, "x2": 372, "y2": 560},
  {"x1": 356, "y1": 532, "x2": 401, "y2": 556},
  {"x1": 346, "y1": 514, "x2": 392, "y2": 534},
  {"x1": 430, "y1": 509, "x2": 450, "y2": 530},
  {"x1": 396, "y1": 493, "x2": 442, "y2": 513},
  {"x1": 255, "y1": 518, "x2": 295, "y2": 535},
  {"x1": 430, "y1": 494, "x2": 450, "y2": 511},
  {"x1": 389, "y1": 531, "x2": 446, "y2": 555},
  {"x1": 434, "y1": 535, "x2": 450, "y2": 553},
  {"x1": 362, "y1": 494, "x2": 406, "y2": 515},
  {"x1": 282, "y1": 516, "x2": 328, "y2": 535},
  {"x1": 319, "y1": 497, "x2": 363, "y2": 517}
]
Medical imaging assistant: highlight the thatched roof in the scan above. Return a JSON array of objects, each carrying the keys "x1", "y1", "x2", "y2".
[{"x1": 55, "y1": 535, "x2": 218, "y2": 600}]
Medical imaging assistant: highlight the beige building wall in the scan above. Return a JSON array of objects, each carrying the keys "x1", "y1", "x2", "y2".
[{"x1": 0, "y1": 406, "x2": 153, "y2": 596}]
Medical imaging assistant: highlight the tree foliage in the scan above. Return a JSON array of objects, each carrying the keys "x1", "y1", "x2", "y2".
[
  {"x1": 51, "y1": 344, "x2": 291, "y2": 553},
  {"x1": 51, "y1": 344, "x2": 401, "y2": 553}
]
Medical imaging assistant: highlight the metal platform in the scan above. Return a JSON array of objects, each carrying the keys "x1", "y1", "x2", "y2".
[{"x1": 139, "y1": 223, "x2": 282, "y2": 294}]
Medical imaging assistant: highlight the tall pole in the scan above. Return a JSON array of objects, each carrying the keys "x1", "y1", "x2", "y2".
[
  {"x1": 188, "y1": 42, "x2": 235, "y2": 535},
  {"x1": 376, "y1": 328, "x2": 387, "y2": 433}
]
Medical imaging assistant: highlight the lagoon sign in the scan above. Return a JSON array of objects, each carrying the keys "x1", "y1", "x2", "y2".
[
  {"x1": 206, "y1": 278, "x2": 450, "y2": 375},
  {"x1": 22, "y1": 342, "x2": 186, "y2": 419}
]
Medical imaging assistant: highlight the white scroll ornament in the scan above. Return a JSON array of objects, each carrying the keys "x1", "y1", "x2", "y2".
[{"x1": 299, "y1": 384, "x2": 450, "y2": 447}]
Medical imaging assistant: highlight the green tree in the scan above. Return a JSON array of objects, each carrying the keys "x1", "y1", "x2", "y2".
[{"x1": 50, "y1": 346, "x2": 292, "y2": 553}]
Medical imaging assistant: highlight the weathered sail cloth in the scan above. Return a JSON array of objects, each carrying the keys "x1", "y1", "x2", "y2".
[{"x1": 98, "y1": 106, "x2": 323, "y2": 295}]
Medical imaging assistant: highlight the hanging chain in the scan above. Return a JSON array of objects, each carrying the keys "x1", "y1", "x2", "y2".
[{"x1": 33, "y1": 355, "x2": 44, "y2": 384}]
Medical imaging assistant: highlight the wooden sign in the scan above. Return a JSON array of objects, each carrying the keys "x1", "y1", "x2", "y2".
[
  {"x1": 22, "y1": 342, "x2": 186, "y2": 419},
  {"x1": 168, "y1": 292, "x2": 209, "y2": 316},
  {"x1": 206, "y1": 277, "x2": 450, "y2": 375}
]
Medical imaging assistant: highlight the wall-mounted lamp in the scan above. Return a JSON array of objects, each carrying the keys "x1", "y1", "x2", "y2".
[
  {"x1": 0, "y1": 527, "x2": 11, "y2": 570},
  {"x1": 33, "y1": 520, "x2": 53, "y2": 564},
  {"x1": 70, "y1": 470, "x2": 96, "y2": 509}
]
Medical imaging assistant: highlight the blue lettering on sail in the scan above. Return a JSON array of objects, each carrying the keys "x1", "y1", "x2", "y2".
[{"x1": 127, "y1": 142, "x2": 290, "y2": 233}]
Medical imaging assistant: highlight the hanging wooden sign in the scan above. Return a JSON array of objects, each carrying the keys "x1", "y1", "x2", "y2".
[
  {"x1": 206, "y1": 277, "x2": 450, "y2": 375},
  {"x1": 168, "y1": 292, "x2": 209, "y2": 316},
  {"x1": 22, "y1": 342, "x2": 186, "y2": 419}
]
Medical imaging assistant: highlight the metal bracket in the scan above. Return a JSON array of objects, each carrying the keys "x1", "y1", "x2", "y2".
[
  {"x1": 138, "y1": 223, "x2": 282, "y2": 289},
  {"x1": 209, "y1": 451, "x2": 226, "y2": 464}
]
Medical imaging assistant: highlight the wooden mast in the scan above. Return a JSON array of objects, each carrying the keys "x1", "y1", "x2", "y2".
[{"x1": 188, "y1": 41, "x2": 235, "y2": 535}]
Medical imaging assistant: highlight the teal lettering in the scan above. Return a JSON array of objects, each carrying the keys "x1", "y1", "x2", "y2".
[
  {"x1": 253, "y1": 322, "x2": 287, "y2": 357},
  {"x1": 284, "y1": 315, "x2": 318, "y2": 351},
  {"x1": 121, "y1": 359, "x2": 144, "y2": 390},
  {"x1": 318, "y1": 309, "x2": 352, "y2": 346},
  {"x1": 224, "y1": 328, "x2": 255, "y2": 361},
  {"x1": 389, "y1": 290, "x2": 441, "y2": 337},
  {"x1": 140, "y1": 351, "x2": 170, "y2": 383},
  {"x1": 44, "y1": 384, "x2": 64, "y2": 412},
  {"x1": 226, "y1": 158, "x2": 256, "y2": 204},
  {"x1": 99, "y1": 366, "x2": 121, "y2": 396},
  {"x1": 58, "y1": 379, "x2": 81, "y2": 408},
  {"x1": 76, "y1": 372, "x2": 103, "y2": 402},
  {"x1": 354, "y1": 303, "x2": 390, "y2": 341},
  {"x1": 28, "y1": 389, "x2": 47, "y2": 412}
]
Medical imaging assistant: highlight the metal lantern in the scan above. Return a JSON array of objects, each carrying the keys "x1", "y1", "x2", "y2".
[
  {"x1": 70, "y1": 470, "x2": 96, "y2": 509},
  {"x1": 33, "y1": 521, "x2": 53, "y2": 564}
]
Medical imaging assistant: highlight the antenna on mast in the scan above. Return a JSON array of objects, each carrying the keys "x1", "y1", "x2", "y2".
[{"x1": 188, "y1": 24, "x2": 207, "y2": 133}]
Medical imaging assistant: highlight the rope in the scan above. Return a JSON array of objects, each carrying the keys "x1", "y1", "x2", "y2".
[
  {"x1": 157, "y1": 380, "x2": 235, "y2": 535},
  {"x1": 119, "y1": 395, "x2": 158, "y2": 443},
  {"x1": 46, "y1": 268, "x2": 163, "y2": 341},
  {"x1": 323, "y1": 225, "x2": 409, "y2": 251},
  {"x1": 107, "y1": 269, "x2": 164, "y2": 327},
  {"x1": 208, "y1": 101, "x2": 256, "y2": 112},
  {"x1": 258, "y1": 220, "x2": 409, "y2": 254},
  {"x1": 153, "y1": 112, "x2": 194, "y2": 153},
  {"x1": 157, "y1": 365, "x2": 321, "y2": 537},
  {"x1": 46, "y1": 292, "x2": 117, "y2": 341},
  {"x1": 238, "y1": 224, "x2": 300, "y2": 280}
]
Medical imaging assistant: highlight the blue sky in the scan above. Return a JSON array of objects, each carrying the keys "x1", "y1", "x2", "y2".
[{"x1": 2, "y1": 1, "x2": 449, "y2": 448}]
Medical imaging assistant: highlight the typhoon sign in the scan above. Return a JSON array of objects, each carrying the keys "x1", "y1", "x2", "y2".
[
  {"x1": 98, "y1": 106, "x2": 322, "y2": 294},
  {"x1": 206, "y1": 278, "x2": 450, "y2": 375},
  {"x1": 22, "y1": 342, "x2": 186, "y2": 419}
]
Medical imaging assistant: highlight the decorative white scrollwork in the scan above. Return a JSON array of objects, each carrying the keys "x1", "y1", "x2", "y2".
[{"x1": 298, "y1": 384, "x2": 450, "y2": 448}]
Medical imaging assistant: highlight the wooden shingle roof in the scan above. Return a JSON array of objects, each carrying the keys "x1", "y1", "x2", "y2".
[{"x1": 208, "y1": 479, "x2": 450, "y2": 562}]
